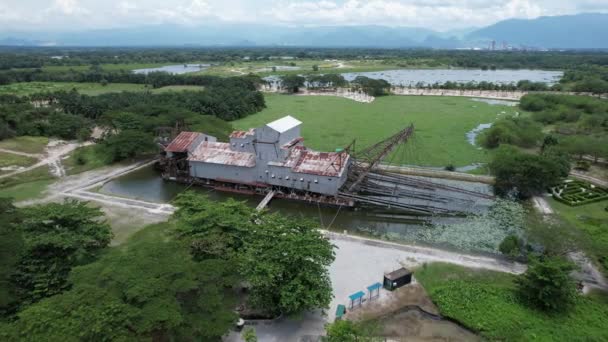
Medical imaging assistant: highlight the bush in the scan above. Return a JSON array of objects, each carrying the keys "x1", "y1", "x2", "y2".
[
  {"x1": 516, "y1": 257, "x2": 577, "y2": 312},
  {"x1": 499, "y1": 235, "x2": 522, "y2": 258}
]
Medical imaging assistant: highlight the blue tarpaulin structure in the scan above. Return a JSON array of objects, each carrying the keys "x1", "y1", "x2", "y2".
[
  {"x1": 349, "y1": 291, "x2": 365, "y2": 309},
  {"x1": 367, "y1": 282, "x2": 382, "y2": 300}
]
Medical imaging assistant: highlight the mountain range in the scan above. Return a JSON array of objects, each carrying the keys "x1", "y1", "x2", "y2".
[{"x1": 1, "y1": 13, "x2": 607, "y2": 49}]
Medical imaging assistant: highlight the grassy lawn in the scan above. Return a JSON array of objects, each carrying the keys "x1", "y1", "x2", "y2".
[
  {"x1": 0, "y1": 82, "x2": 208, "y2": 96},
  {"x1": 548, "y1": 198, "x2": 608, "y2": 271},
  {"x1": 0, "y1": 136, "x2": 48, "y2": 154},
  {"x1": 0, "y1": 152, "x2": 37, "y2": 168},
  {"x1": 234, "y1": 94, "x2": 512, "y2": 167},
  {"x1": 0, "y1": 82, "x2": 148, "y2": 96},
  {"x1": 40, "y1": 63, "x2": 170, "y2": 73},
  {"x1": 0, "y1": 166, "x2": 54, "y2": 201},
  {"x1": 415, "y1": 262, "x2": 608, "y2": 341}
]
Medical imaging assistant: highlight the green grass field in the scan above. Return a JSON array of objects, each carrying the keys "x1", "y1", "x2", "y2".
[
  {"x1": 0, "y1": 136, "x2": 48, "y2": 154},
  {"x1": 0, "y1": 166, "x2": 54, "y2": 201},
  {"x1": 0, "y1": 82, "x2": 148, "y2": 96},
  {"x1": 549, "y1": 197, "x2": 608, "y2": 271},
  {"x1": 0, "y1": 82, "x2": 206, "y2": 96},
  {"x1": 40, "y1": 63, "x2": 170, "y2": 73},
  {"x1": 416, "y1": 262, "x2": 608, "y2": 341},
  {"x1": 0, "y1": 152, "x2": 37, "y2": 168},
  {"x1": 233, "y1": 94, "x2": 514, "y2": 167}
]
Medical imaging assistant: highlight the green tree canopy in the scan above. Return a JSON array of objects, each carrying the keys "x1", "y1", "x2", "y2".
[
  {"x1": 6, "y1": 237, "x2": 238, "y2": 341},
  {"x1": 11, "y1": 200, "x2": 112, "y2": 306},
  {"x1": 489, "y1": 146, "x2": 567, "y2": 199},
  {"x1": 516, "y1": 256, "x2": 577, "y2": 312},
  {"x1": 240, "y1": 213, "x2": 335, "y2": 315},
  {"x1": 172, "y1": 192, "x2": 336, "y2": 316},
  {"x1": 0, "y1": 198, "x2": 23, "y2": 315}
]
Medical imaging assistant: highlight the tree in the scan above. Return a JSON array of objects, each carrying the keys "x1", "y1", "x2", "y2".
[
  {"x1": 516, "y1": 256, "x2": 577, "y2": 312},
  {"x1": 11, "y1": 200, "x2": 112, "y2": 307},
  {"x1": 351, "y1": 76, "x2": 391, "y2": 96},
  {"x1": 240, "y1": 213, "x2": 335, "y2": 315},
  {"x1": 172, "y1": 192, "x2": 253, "y2": 260},
  {"x1": 0, "y1": 198, "x2": 23, "y2": 316},
  {"x1": 6, "y1": 238, "x2": 238, "y2": 341},
  {"x1": 489, "y1": 146, "x2": 566, "y2": 199},
  {"x1": 312, "y1": 65, "x2": 319, "y2": 72},
  {"x1": 172, "y1": 193, "x2": 335, "y2": 316},
  {"x1": 280, "y1": 75, "x2": 306, "y2": 93},
  {"x1": 99, "y1": 129, "x2": 154, "y2": 162}
]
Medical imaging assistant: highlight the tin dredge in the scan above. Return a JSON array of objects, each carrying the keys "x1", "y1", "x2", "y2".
[{"x1": 158, "y1": 115, "x2": 492, "y2": 215}]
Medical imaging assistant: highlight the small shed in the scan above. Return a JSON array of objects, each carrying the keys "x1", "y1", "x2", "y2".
[{"x1": 383, "y1": 267, "x2": 412, "y2": 291}]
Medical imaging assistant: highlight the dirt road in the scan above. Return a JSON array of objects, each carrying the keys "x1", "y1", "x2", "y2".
[{"x1": 0, "y1": 139, "x2": 92, "y2": 179}]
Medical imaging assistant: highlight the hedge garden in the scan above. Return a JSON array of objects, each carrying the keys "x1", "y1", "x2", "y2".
[{"x1": 551, "y1": 180, "x2": 608, "y2": 206}]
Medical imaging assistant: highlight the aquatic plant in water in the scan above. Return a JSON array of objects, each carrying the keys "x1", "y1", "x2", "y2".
[{"x1": 415, "y1": 199, "x2": 526, "y2": 253}]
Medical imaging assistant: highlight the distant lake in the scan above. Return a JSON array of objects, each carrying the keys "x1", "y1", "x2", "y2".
[
  {"x1": 341, "y1": 69, "x2": 563, "y2": 86},
  {"x1": 132, "y1": 64, "x2": 209, "y2": 75}
]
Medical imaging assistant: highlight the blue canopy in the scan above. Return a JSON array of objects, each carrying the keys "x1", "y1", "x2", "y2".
[
  {"x1": 367, "y1": 282, "x2": 382, "y2": 292},
  {"x1": 349, "y1": 291, "x2": 365, "y2": 301}
]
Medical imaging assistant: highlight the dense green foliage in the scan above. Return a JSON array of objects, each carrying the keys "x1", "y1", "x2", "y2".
[
  {"x1": 279, "y1": 75, "x2": 306, "y2": 93},
  {"x1": 1, "y1": 47, "x2": 607, "y2": 71},
  {"x1": 516, "y1": 257, "x2": 577, "y2": 312},
  {"x1": 351, "y1": 76, "x2": 391, "y2": 96},
  {"x1": 172, "y1": 192, "x2": 336, "y2": 315},
  {"x1": 0, "y1": 198, "x2": 23, "y2": 315},
  {"x1": 3, "y1": 225, "x2": 238, "y2": 341},
  {"x1": 520, "y1": 93, "x2": 608, "y2": 161},
  {"x1": 498, "y1": 235, "x2": 523, "y2": 258},
  {"x1": 416, "y1": 263, "x2": 608, "y2": 341},
  {"x1": 10, "y1": 201, "x2": 112, "y2": 308},
  {"x1": 489, "y1": 146, "x2": 568, "y2": 198},
  {"x1": 481, "y1": 116, "x2": 543, "y2": 149}
]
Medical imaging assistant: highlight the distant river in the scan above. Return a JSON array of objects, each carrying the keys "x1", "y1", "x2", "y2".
[
  {"x1": 341, "y1": 69, "x2": 563, "y2": 86},
  {"x1": 132, "y1": 64, "x2": 209, "y2": 75}
]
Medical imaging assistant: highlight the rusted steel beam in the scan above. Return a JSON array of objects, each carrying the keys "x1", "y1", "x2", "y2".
[{"x1": 347, "y1": 124, "x2": 414, "y2": 192}]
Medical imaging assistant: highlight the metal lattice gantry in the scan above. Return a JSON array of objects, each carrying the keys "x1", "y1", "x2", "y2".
[{"x1": 347, "y1": 123, "x2": 415, "y2": 192}]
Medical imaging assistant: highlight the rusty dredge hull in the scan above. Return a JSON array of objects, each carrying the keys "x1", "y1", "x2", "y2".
[{"x1": 158, "y1": 116, "x2": 493, "y2": 216}]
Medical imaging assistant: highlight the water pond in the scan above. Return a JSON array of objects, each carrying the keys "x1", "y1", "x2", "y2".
[
  {"x1": 99, "y1": 166, "x2": 524, "y2": 255},
  {"x1": 132, "y1": 64, "x2": 209, "y2": 75},
  {"x1": 341, "y1": 69, "x2": 562, "y2": 86}
]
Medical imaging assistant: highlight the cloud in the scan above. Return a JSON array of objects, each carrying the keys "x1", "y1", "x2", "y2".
[{"x1": 0, "y1": 0, "x2": 606, "y2": 31}]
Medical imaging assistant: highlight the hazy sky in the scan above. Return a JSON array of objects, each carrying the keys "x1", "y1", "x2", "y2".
[{"x1": 1, "y1": 0, "x2": 607, "y2": 31}]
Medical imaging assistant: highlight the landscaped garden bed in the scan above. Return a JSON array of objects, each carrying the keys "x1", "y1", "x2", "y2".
[{"x1": 551, "y1": 179, "x2": 608, "y2": 206}]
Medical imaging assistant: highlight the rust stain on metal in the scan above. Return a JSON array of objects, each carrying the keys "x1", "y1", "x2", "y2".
[
  {"x1": 165, "y1": 131, "x2": 201, "y2": 153},
  {"x1": 188, "y1": 142, "x2": 256, "y2": 167},
  {"x1": 229, "y1": 129, "x2": 255, "y2": 139}
]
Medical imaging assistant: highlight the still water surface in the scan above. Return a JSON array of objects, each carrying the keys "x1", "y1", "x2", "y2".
[
  {"x1": 341, "y1": 69, "x2": 562, "y2": 86},
  {"x1": 132, "y1": 64, "x2": 209, "y2": 75},
  {"x1": 100, "y1": 166, "x2": 492, "y2": 252}
]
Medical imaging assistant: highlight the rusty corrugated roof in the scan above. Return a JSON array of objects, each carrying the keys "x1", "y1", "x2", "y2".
[
  {"x1": 270, "y1": 145, "x2": 349, "y2": 177},
  {"x1": 188, "y1": 142, "x2": 256, "y2": 167},
  {"x1": 165, "y1": 132, "x2": 201, "y2": 153},
  {"x1": 229, "y1": 129, "x2": 255, "y2": 139},
  {"x1": 293, "y1": 150, "x2": 349, "y2": 177}
]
